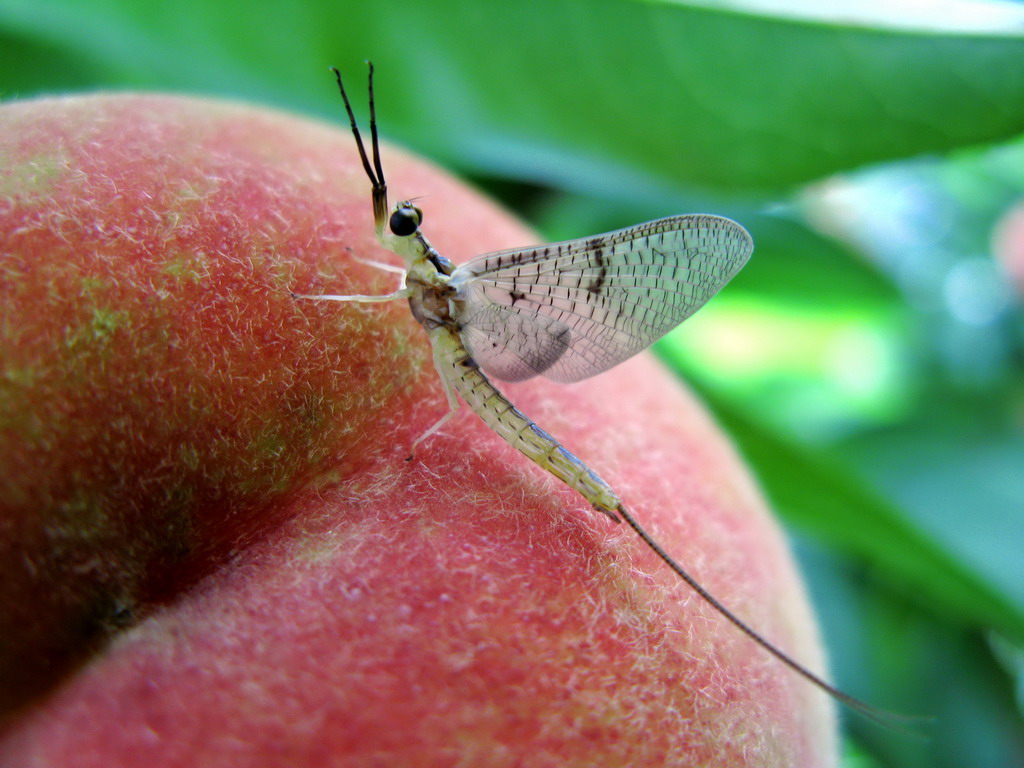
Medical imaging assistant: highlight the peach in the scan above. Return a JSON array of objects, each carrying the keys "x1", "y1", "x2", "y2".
[{"x1": 0, "y1": 93, "x2": 836, "y2": 766}]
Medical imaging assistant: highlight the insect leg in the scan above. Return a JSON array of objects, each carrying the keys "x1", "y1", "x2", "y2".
[
  {"x1": 350, "y1": 257, "x2": 407, "y2": 292},
  {"x1": 290, "y1": 287, "x2": 411, "y2": 303},
  {"x1": 407, "y1": 345, "x2": 464, "y2": 460},
  {"x1": 351, "y1": 257, "x2": 406, "y2": 276}
]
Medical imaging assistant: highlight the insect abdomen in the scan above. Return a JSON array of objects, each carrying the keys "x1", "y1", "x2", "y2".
[{"x1": 430, "y1": 327, "x2": 622, "y2": 518}]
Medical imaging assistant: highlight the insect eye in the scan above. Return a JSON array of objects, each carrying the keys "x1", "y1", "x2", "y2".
[{"x1": 389, "y1": 207, "x2": 421, "y2": 237}]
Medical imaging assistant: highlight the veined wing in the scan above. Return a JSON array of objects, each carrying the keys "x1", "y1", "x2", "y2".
[{"x1": 448, "y1": 214, "x2": 753, "y2": 383}]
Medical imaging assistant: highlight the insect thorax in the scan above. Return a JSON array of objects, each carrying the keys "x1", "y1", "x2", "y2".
[{"x1": 406, "y1": 266, "x2": 457, "y2": 332}]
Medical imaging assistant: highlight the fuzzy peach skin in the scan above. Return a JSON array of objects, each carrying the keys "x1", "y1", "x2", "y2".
[{"x1": 0, "y1": 93, "x2": 837, "y2": 766}]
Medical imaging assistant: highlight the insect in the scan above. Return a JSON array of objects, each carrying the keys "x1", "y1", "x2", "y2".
[{"x1": 298, "y1": 62, "x2": 890, "y2": 724}]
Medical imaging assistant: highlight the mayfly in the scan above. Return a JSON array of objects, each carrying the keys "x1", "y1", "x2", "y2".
[{"x1": 298, "y1": 62, "x2": 888, "y2": 723}]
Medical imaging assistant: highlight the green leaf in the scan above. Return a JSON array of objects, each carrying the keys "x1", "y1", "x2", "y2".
[
  {"x1": 718, "y1": 212, "x2": 902, "y2": 308},
  {"x1": 672, "y1": 372, "x2": 1024, "y2": 647},
  {"x1": 532, "y1": 194, "x2": 902, "y2": 308},
  {"x1": 5, "y1": 0, "x2": 1024, "y2": 196},
  {"x1": 838, "y1": 399, "x2": 1024, "y2": 615}
]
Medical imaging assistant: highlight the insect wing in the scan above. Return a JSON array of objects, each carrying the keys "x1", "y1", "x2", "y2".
[{"x1": 449, "y1": 214, "x2": 753, "y2": 383}]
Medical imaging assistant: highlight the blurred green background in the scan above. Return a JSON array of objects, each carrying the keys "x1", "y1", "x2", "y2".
[{"x1": 4, "y1": 0, "x2": 1023, "y2": 764}]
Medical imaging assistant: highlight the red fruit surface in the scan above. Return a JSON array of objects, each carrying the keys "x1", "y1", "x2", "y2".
[{"x1": 0, "y1": 93, "x2": 837, "y2": 766}]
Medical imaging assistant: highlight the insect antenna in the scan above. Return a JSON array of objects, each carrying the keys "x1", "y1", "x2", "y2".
[
  {"x1": 330, "y1": 63, "x2": 388, "y2": 231},
  {"x1": 365, "y1": 63, "x2": 386, "y2": 192}
]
